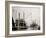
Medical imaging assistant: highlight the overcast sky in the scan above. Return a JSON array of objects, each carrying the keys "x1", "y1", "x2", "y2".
[{"x1": 12, "y1": 7, "x2": 40, "y2": 26}]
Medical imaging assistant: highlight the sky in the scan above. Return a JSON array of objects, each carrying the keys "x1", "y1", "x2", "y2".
[{"x1": 12, "y1": 7, "x2": 40, "y2": 26}]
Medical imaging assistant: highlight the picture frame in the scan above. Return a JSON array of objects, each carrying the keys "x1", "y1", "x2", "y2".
[{"x1": 5, "y1": 1, "x2": 45, "y2": 37}]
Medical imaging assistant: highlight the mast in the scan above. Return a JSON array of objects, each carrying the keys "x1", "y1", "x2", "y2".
[
  {"x1": 23, "y1": 12, "x2": 24, "y2": 28},
  {"x1": 18, "y1": 12, "x2": 20, "y2": 30},
  {"x1": 23, "y1": 12, "x2": 25, "y2": 20}
]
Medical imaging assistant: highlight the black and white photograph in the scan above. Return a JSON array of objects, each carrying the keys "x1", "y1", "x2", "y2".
[{"x1": 12, "y1": 7, "x2": 40, "y2": 31}]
